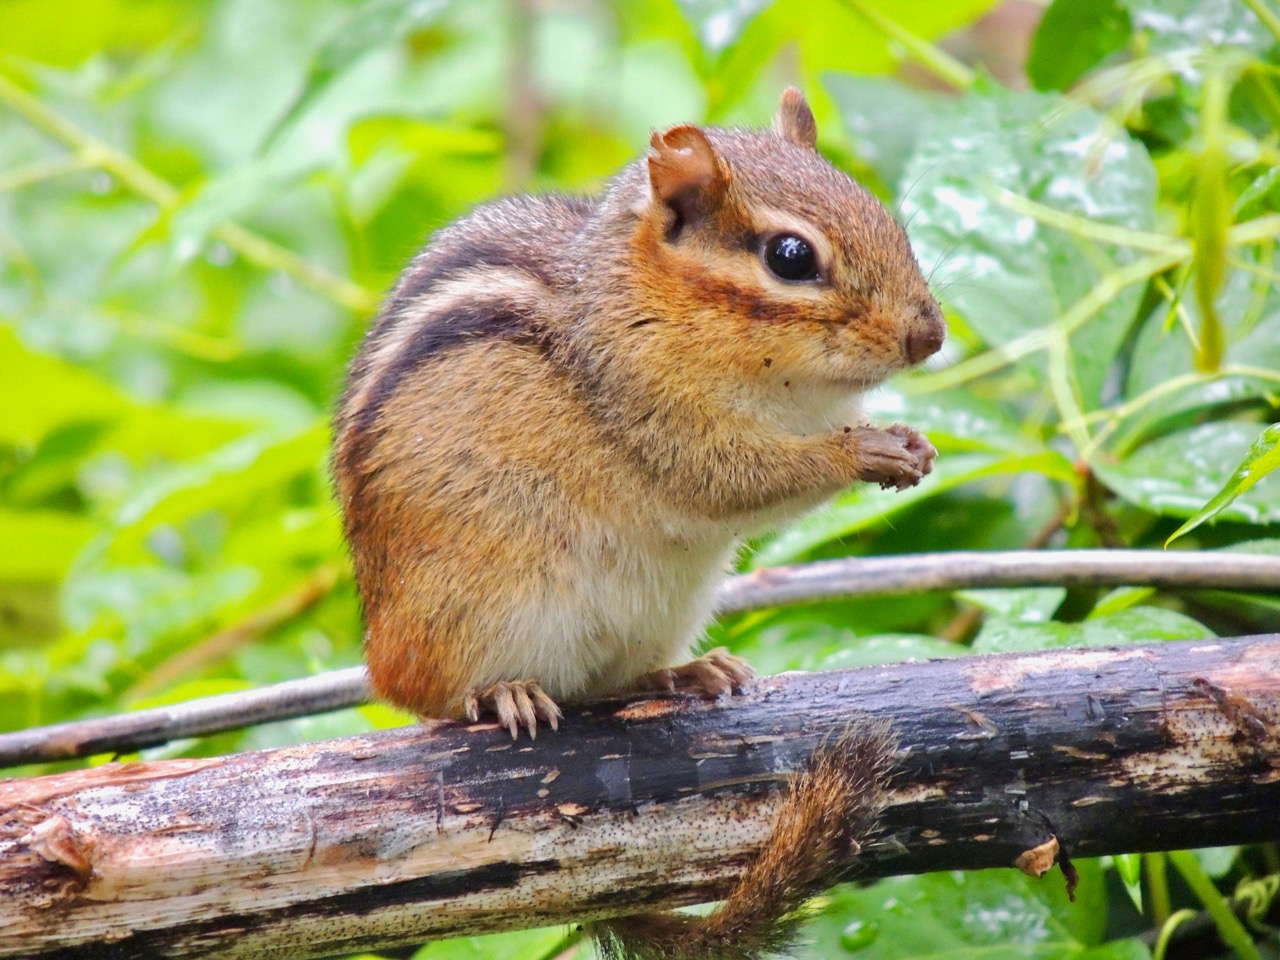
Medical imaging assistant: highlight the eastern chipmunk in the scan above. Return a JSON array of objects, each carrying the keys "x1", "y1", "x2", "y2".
[{"x1": 334, "y1": 88, "x2": 942, "y2": 958}]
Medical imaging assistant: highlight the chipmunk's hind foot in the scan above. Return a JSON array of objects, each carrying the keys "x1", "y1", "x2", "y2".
[
  {"x1": 464, "y1": 680, "x2": 563, "y2": 739},
  {"x1": 633, "y1": 647, "x2": 756, "y2": 698}
]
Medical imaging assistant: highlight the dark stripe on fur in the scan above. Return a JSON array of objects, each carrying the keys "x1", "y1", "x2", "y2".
[
  {"x1": 344, "y1": 303, "x2": 547, "y2": 473},
  {"x1": 385, "y1": 238, "x2": 556, "y2": 325},
  {"x1": 343, "y1": 239, "x2": 551, "y2": 399}
]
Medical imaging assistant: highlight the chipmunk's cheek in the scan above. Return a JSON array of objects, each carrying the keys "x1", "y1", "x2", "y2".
[{"x1": 840, "y1": 309, "x2": 902, "y2": 370}]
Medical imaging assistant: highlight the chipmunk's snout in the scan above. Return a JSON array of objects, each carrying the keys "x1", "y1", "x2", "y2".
[{"x1": 903, "y1": 298, "x2": 946, "y2": 365}]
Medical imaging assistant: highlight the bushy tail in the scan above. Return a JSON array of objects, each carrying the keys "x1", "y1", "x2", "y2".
[{"x1": 592, "y1": 723, "x2": 897, "y2": 960}]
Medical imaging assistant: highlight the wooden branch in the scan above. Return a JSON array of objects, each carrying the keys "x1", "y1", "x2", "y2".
[
  {"x1": 2, "y1": 636, "x2": 1278, "y2": 960},
  {"x1": 4, "y1": 549, "x2": 1278, "y2": 768},
  {"x1": 0, "y1": 668, "x2": 370, "y2": 769}
]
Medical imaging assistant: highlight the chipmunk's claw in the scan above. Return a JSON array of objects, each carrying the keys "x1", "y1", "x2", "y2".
[
  {"x1": 633, "y1": 647, "x2": 756, "y2": 699},
  {"x1": 464, "y1": 680, "x2": 563, "y2": 739}
]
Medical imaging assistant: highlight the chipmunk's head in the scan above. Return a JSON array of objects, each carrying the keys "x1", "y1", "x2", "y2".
[{"x1": 623, "y1": 88, "x2": 944, "y2": 412}]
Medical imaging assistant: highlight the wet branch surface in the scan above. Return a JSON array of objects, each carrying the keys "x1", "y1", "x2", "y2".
[{"x1": 1, "y1": 636, "x2": 1278, "y2": 960}]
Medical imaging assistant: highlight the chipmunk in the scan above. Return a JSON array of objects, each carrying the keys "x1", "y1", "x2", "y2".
[{"x1": 334, "y1": 88, "x2": 943, "y2": 958}]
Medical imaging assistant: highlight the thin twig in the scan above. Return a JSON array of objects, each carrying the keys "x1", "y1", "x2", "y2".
[
  {"x1": 3, "y1": 549, "x2": 1278, "y2": 768},
  {"x1": 714, "y1": 549, "x2": 1280, "y2": 613},
  {"x1": 0, "y1": 669, "x2": 370, "y2": 769},
  {"x1": 125, "y1": 564, "x2": 342, "y2": 700}
]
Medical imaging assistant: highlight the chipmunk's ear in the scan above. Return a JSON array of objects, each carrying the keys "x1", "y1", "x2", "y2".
[
  {"x1": 647, "y1": 124, "x2": 728, "y2": 231},
  {"x1": 773, "y1": 87, "x2": 817, "y2": 149}
]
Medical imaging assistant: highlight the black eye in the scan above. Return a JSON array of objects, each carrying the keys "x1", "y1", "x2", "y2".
[{"x1": 763, "y1": 234, "x2": 819, "y2": 282}]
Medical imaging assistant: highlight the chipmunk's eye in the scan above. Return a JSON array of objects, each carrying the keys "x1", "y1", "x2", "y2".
[{"x1": 763, "y1": 233, "x2": 819, "y2": 282}]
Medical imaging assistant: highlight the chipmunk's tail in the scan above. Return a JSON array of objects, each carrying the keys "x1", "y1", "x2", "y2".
[{"x1": 592, "y1": 722, "x2": 896, "y2": 960}]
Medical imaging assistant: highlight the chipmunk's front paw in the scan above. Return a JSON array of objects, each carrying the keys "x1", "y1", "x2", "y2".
[
  {"x1": 632, "y1": 648, "x2": 756, "y2": 699},
  {"x1": 464, "y1": 680, "x2": 563, "y2": 739},
  {"x1": 847, "y1": 423, "x2": 936, "y2": 491}
]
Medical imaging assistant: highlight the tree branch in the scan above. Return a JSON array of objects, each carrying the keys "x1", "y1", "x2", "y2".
[
  {"x1": 3, "y1": 549, "x2": 1278, "y2": 768},
  {"x1": 1, "y1": 636, "x2": 1277, "y2": 960}
]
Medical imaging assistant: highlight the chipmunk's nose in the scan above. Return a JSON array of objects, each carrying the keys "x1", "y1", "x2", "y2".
[{"x1": 904, "y1": 298, "x2": 946, "y2": 364}]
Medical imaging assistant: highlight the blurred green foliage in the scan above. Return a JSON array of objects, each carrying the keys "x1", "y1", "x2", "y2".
[{"x1": 1, "y1": 0, "x2": 1278, "y2": 958}]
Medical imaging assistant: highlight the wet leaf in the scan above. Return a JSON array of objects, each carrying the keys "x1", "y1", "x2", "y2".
[
  {"x1": 1123, "y1": 0, "x2": 1273, "y2": 56},
  {"x1": 1097, "y1": 422, "x2": 1280, "y2": 523},
  {"x1": 824, "y1": 76, "x2": 953, "y2": 187},
  {"x1": 894, "y1": 87, "x2": 1158, "y2": 409},
  {"x1": 797, "y1": 862, "x2": 1108, "y2": 959},
  {"x1": 1166, "y1": 423, "x2": 1280, "y2": 544},
  {"x1": 971, "y1": 606, "x2": 1214, "y2": 654},
  {"x1": 955, "y1": 587, "x2": 1067, "y2": 621}
]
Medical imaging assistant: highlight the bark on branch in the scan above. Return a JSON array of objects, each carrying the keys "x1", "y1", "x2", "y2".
[
  {"x1": 2, "y1": 636, "x2": 1278, "y2": 960},
  {"x1": 5, "y1": 548, "x2": 1278, "y2": 768}
]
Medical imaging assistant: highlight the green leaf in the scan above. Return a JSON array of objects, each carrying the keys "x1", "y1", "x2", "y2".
[
  {"x1": 0, "y1": 0, "x2": 188, "y2": 66},
  {"x1": 1097, "y1": 422, "x2": 1280, "y2": 524},
  {"x1": 893, "y1": 87, "x2": 1158, "y2": 410},
  {"x1": 62, "y1": 564, "x2": 260, "y2": 650},
  {"x1": 1089, "y1": 587, "x2": 1157, "y2": 618},
  {"x1": 825, "y1": 76, "x2": 953, "y2": 187},
  {"x1": 677, "y1": 0, "x2": 1000, "y2": 122},
  {"x1": 107, "y1": 425, "x2": 329, "y2": 552},
  {"x1": 1112, "y1": 853, "x2": 1144, "y2": 912},
  {"x1": 1191, "y1": 846, "x2": 1240, "y2": 879},
  {"x1": 1235, "y1": 164, "x2": 1280, "y2": 217},
  {"x1": 0, "y1": 325, "x2": 129, "y2": 446},
  {"x1": 1121, "y1": 0, "x2": 1274, "y2": 56},
  {"x1": 674, "y1": 0, "x2": 775, "y2": 53},
  {"x1": 954, "y1": 587, "x2": 1066, "y2": 621},
  {"x1": 753, "y1": 450, "x2": 1078, "y2": 567},
  {"x1": 864, "y1": 387, "x2": 1039, "y2": 455},
  {"x1": 164, "y1": 161, "x2": 315, "y2": 269},
  {"x1": 0, "y1": 326, "x2": 246, "y2": 470},
  {"x1": 262, "y1": 0, "x2": 453, "y2": 150},
  {"x1": 817, "y1": 633, "x2": 963, "y2": 670},
  {"x1": 0, "y1": 509, "x2": 96, "y2": 583},
  {"x1": 1027, "y1": 0, "x2": 1132, "y2": 92},
  {"x1": 1081, "y1": 942, "x2": 1152, "y2": 960},
  {"x1": 971, "y1": 606, "x2": 1214, "y2": 654},
  {"x1": 412, "y1": 926, "x2": 570, "y2": 960},
  {"x1": 1166, "y1": 423, "x2": 1280, "y2": 544},
  {"x1": 797, "y1": 862, "x2": 1107, "y2": 959}
]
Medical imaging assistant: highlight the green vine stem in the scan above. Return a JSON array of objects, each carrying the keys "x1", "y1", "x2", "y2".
[
  {"x1": 1241, "y1": 0, "x2": 1280, "y2": 46},
  {"x1": 0, "y1": 71, "x2": 378, "y2": 315},
  {"x1": 1146, "y1": 852, "x2": 1172, "y2": 927},
  {"x1": 1168, "y1": 850, "x2": 1262, "y2": 960},
  {"x1": 1152, "y1": 909, "x2": 1199, "y2": 960},
  {"x1": 837, "y1": 0, "x2": 976, "y2": 91}
]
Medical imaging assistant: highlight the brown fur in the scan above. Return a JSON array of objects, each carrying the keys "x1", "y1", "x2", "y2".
[
  {"x1": 333, "y1": 86, "x2": 939, "y2": 959},
  {"x1": 334, "y1": 88, "x2": 944, "y2": 717},
  {"x1": 593, "y1": 724, "x2": 897, "y2": 960}
]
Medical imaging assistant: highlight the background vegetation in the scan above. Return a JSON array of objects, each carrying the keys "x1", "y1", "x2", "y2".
[{"x1": 2, "y1": 0, "x2": 1278, "y2": 957}]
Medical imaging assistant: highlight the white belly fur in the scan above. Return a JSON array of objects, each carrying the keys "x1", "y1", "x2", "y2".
[{"x1": 475, "y1": 520, "x2": 739, "y2": 703}]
